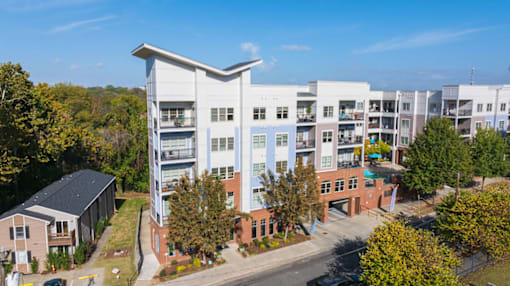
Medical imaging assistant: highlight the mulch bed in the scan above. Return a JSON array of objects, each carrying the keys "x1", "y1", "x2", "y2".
[
  {"x1": 103, "y1": 248, "x2": 132, "y2": 259},
  {"x1": 240, "y1": 232, "x2": 310, "y2": 257},
  {"x1": 155, "y1": 258, "x2": 220, "y2": 282}
]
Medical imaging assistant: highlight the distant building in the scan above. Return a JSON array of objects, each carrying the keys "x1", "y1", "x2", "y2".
[{"x1": 0, "y1": 169, "x2": 116, "y2": 273}]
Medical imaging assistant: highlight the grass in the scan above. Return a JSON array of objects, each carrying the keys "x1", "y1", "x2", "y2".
[
  {"x1": 461, "y1": 259, "x2": 510, "y2": 286},
  {"x1": 94, "y1": 194, "x2": 149, "y2": 286}
]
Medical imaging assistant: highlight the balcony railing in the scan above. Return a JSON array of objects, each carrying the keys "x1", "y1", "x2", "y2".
[
  {"x1": 368, "y1": 123, "x2": 380, "y2": 129},
  {"x1": 160, "y1": 148, "x2": 195, "y2": 161},
  {"x1": 48, "y1": 230, "x2": 75, "y2": 247},
  {"x1": 338, "y1": 137, "x2": 363, "y2": 146},
  {"x1": 337, "y1": 160, "x2": 361, "y2": 169},
  {"x1": 443, "y1": 109, "x2": 472, "y2": 116},
  {"x1": 160, "y1": 117, "x2": 195, "y2": 128},
  {"x1": 338, "y1": 112, "x2": 364, "y2": 121},
  {"x1": 297, "y1": 114, "x2": 316, "y2": 123},
  {"x1": 296, "y1": 139, "x2": 315, "y2": 149}
]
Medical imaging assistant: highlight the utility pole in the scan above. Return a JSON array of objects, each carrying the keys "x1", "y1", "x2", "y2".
[{"x1": 0, "y1": 247, "x2": 11, "y2": 286}]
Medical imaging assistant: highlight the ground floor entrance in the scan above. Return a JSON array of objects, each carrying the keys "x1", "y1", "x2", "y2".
[{"x1": 329, "y1": 199, "x2": 349, "y2": 216}]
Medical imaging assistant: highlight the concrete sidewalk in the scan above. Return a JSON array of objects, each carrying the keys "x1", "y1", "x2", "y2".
[{"x1": 135, "y1": 209, "x2": 160, "y2": 286}]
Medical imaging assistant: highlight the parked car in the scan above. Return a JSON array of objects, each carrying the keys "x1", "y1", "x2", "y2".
[{"x1": 43, "y1": 278, "x2": 66, "y2": 286}]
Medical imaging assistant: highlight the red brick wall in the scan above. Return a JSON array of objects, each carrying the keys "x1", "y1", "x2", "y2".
[{"x1": 223, "y1": 172, "x2": 241, "y2": 212}]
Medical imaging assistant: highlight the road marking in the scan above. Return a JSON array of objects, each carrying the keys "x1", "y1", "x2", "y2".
[
  {"x1": 20, "y1": 283, "x2": 34, "y2": 286},
  {"x1": 78, "y1": 274, "x2": 98, "y2": 280}
]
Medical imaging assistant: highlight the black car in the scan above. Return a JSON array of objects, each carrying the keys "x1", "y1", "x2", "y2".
[{"x1": 43, "y1": 278, "x2": 66, "y2": 286}]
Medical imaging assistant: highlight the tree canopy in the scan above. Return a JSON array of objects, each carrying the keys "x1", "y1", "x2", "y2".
[
  {"x1": 402, "y1": 117, "x2": 472, "y2": 195},
  {"x1": 360, "y1": 220, "x2": 461, "y2": 286},
  {"x1": 471, "y1": 128, "x2": 508, "y2": 190}
]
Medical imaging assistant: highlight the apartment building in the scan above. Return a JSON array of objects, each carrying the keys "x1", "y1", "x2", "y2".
[{"x1": 132, "y1": 43, "x2": 509, "y2": 264}]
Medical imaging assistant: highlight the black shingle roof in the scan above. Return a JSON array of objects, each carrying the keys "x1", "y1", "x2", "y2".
[{"x1": 0, "y1": 169, "x2": 115, "y2": 220}]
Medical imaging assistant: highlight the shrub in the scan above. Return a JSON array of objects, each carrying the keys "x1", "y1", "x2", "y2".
[
  {"x1": 241, "y1": 251, "x2": 248, "y2": 257},
  {"x1": 171, "y1": 260, "x2": 178, "y2": 265},
  {"x1": 187, "y1": 264, "x2": 192, "y2": 269},
  {"x1": 177, "y1": 265, "x2": 186, "y2": 273},
  {"x1": 287, "y1": 232, "x2": 295, "y2": 239},
  {"x1": 274, "y1": 232, "x2": 284, "y2": 239},
  {"x1": 284, "y1": 239, "x2": 289, "y2": 243},
  {"x1": 169, "y1": 271, "x2": 177, "y2": 276},
  {"x1": 247, "y1": 249, "x2": 256, "y2": 255},
  {"x1": 30, "y1": 257, "x2": 39, "y2": 273},
  {"x1": 74, "y1": 243, "x2": 88, "y2": 265},
  {"x1": 260, "y1": 244, "x2": 266, "y2": 249},
  {"x1": 216, "y1": 258, "x2": 226, "y2": 265},
  {"x1": 95, "y1": 219, "x2": 107, "y2": 238},
  {"x1": 193, "y1": 258, "x2": 201, "y2": 268},
  {"x1": 270, "y1": 241, "x2": 280, "y2": 248},
  {"x1": 5, "y1": 261, "x2": 13, "y2": 273},
  {"x1": 253, "y1": 238, "x2": 261, "y2": 247},
  {"x1": 262, "y1": 236, "x2": 270, "y2": 245},
  {"x1": 159, "y1": 269, "x2": 167, "y2": 277},
  {"x1": 290, "y1": 237, "x2": 295, "y2": 242}
]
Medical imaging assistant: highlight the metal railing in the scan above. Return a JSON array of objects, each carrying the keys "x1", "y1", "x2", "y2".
[
  {"x1": 338, "y1": 112, "x2": 364, "y2": 121},
  {"x1": 337, "y1": 160, "x2": 361, "y2": 169},
  {"x1": 337, "y1": 137, "x2": 363, "y2": 146},
  {"x1": 297, "y1": 114, "x2": 316, "y2": 123},
  {"x1": 48, "y1": 230, "x2": 75, "y2": 246},
  {"x1": 296, "y1": 139, "x2": 315, "y2": 149},
  {"x1": 368, "y1": 123, "x2": 380, "y2": 128},
  {"x1": 160, "y1": 117, "x2": 195, "y2": 128},
  {"x1": 160, "y1": 148, "x2": 195, "y2": 161},
  {"x1": 442, "y1": 109, "x2": 473, "y2": 116}
]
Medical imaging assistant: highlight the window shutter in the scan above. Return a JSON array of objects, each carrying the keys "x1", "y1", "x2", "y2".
[
  {"x1": 27, "y1": 251, "x2": 32, "y2": 263},
  {"x1": 11, "y1": 252, "x2": 16, "y2": 264},
  {"x1": 25, "y1": 226, "x2": 30, "y2": 239},
  {"x1": 9, "y1": 227, "x2": 14, "y2": 240}
]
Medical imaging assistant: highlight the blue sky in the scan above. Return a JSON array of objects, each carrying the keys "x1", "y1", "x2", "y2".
[{"x1": 1, "y1": 0, "x2": 510, "y2": 90}]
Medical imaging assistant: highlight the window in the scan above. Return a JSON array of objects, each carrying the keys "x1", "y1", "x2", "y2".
[
  {"x1": 348, "y1": 177, "x2": 358, "y2": 190},
  {"x1": 321, "y1": 181, "x2": 331, "y2": 194},
  {"x1": 211, "y1": 166, "x2": 234, "y2": 180},
  {"x1": 261, "y1": 219, "x2": 266, "y2": 237},
  {"x1": 252, "y1": 187, "x2": 265, "y2": 207},
  {"x1": 161, "y1": 137, "x2": 186, "y2": 151},
  {"x1": 211, "y1": 137, "x2": 234, "y2": 152},
  {"x1": 401, "y1": 119, "x2": 410, "y2": 130},
  {"x1": 269, "y1": 218, "x2": 274, "y2": 235},
  {"x1": 211, "y1": 108, "x2": 233, "y2": 122},
  {"x1": 253, "y1": 135, "x2": 266, "y2": 149},
  {"x1": 499, "y1": 120, "x2": 505, "y2": 130},
  {"x1": 276, "y1": 160, "x2": 288, "y2": 172},
  {"x1": 161, "y1": 108, "x2": 184, "y2": 122},
  {"x1": 322, "y1": 131, "x2": 333, "y2": 143},
  {"x1": 321, "y1": 156, "x2": 332, "y2": 168},
  {"x1": 15, "y1": 227, "x2": 25, "y2": 240},
  {"x1": 356, "y1": 102, "x2": 364, "y2": 110},
  {"x1": 276, "y1": 134, "x2": 288, "y2": 147},
  {"x1": 16, "y1": 251, "x2": 28, "y2": 264},
  {"x1": 277, "y1": 107, "x2": 288, "y2": 119},
  {"x1": 400, "y1": 136, "x2": 409, "y2": 145},
  {"x1": 56, "y1": 221, "x2": 68, "y2": 235},
  {"x1": 252, "y1": 221, "x2": 257, "y2": 238},
  {"x1": 161, "y1": 167, "x2": 187, "y2": 184},
  {"x1": 253, "y1": 107, "x2": 266, "y2": 120},
  {"x1": 402, "y1": 102, "x2": 410, "y2": 111},
  {"x1": 323, "y1": 106, "x2": 334, "y2": 117},
  {"x1": 226, "y1": 192, "x2": 234, "y2": 209},
  {"x1": 384, "y1": 190, "x2": 393, "y2": 197},
  {"x1": 429, "y1": 103, "x2": 438, "y2": 113},
  {"x1": 486, "y1": 120, "x2": 492, "y2": 128},
  {"x1": 487, "y1": 103, "x2": 493, "y2": 112},
  {"x1": 475, "y1": 121, "x2": 482, "y2": 130},
  {"x1": 501, "y1": 103, "x2": 506, "y2": 112},
  {"x1": 335, "y1": 179, "x2": 345, "y2": 192},
  {"x1": 477, "y1": 104, "x2": 483, "y2": 112},
  {"x1": 168, "y1": 244, "x2": 175, "y2": 257},
  {"x1": 252, "y1": 163, "x2": 266, "y2": 177}
]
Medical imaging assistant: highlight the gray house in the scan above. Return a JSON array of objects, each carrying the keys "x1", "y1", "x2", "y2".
[{"x1": 0, "y1": 169, "x2": 116, "y2": 273}]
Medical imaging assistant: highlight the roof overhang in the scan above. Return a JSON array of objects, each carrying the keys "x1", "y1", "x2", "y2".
[{"x1": 131, "y1": 43, "x2": 262, "y2": 76}]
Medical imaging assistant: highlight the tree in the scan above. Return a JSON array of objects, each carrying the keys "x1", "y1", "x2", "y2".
[
  {"x1": 360, "y1": 220, "x2": 460, "y2": 286},
  {"x1": 167, "y1": 171, "x2": 248, "y2": 259},
  {"x1": 471, "y1": 128, "x2": 508, "y2": 191},
  {"x1": 402, "y1": 117, "x2": 472, "y2": 196},
  {"x1": 260, "y1": 156, "x2": 323, "y2": 240},
  {"x1": 434, "y1": 184, "x2": 510, "y2": 258}
]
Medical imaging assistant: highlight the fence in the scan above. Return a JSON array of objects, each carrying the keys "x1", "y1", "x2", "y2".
[
  {"x1": 454, "y1": 252, "x2": 501, "y2": 277},
  {"x1": 127, "y1": 205, "x2": 144, "y2": 286}
]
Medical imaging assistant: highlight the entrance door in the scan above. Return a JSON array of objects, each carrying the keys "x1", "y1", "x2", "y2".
[{"x1": 354, "y1": 197, "x2": 361, "y2": 215}]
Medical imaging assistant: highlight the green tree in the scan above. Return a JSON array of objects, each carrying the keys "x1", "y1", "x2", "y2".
[
  {"x1": 402, "y1": 117, "x2": 472, "y2": 195},
  {"x1": 434, "y1": 185, "x2": 510, "y2": 258},
  {"x1": 167, "y1": 171, "x2": 249, "y2": 259},
  {"x1": 360, "y1": 220, "x2": 461, "y2": 286},
  {"x1": 471, "y1": 128, "x2": 508, "y2": 191},
  {"x1": 260, "y1": 156, "x2": 323, "y2": 240}
]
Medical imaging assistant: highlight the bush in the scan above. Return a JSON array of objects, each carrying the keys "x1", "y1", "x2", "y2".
[
  {"x1": 95, "y1": 219, "x2": 108, "y2": 238},
  {"x1": 74, "y1": 243, "x2": 88, "y2": 265},
  {"x1": 30, "y1": 257, "x2": 39, "y2": 273},
  {"x1": 253, "y1": 238, "x2": 261, "y2": 247},
  {"x1": 187, "y1": 264, "x2": 192, "y2": 269},
  {"x1": 290, "y1": 237, "x2": 295, "y2": 242},
  {"x1": 46, "y1": 250, "x2": 71, "y2": 270},
  {"x1": 159, "y1": 269, "x2": 167, "y2": 277},
  {"x1": 274, "y1": 232, "x2": 284, "y2": 239},
  {"x1": 259, "y1": 244, "x2": 266, "y2": 249},
  {"x1": 5, "y1": 261, "x2": 13, "y2": 273},
  {"x1": 193, "y1": 258, "x2": 201, "y2": 268},
  {"x1": 284, "y1": 239, "x2": 289, "y2": 243},
  {"x1": 270, "y1": 241, "x2": 280, "y2": 248},
  {"x1": 216, "y1": 258, "x2": 226, "y2": 265},
  {"x1": 262, "y1": 236, "x2": 270, "y2": 245},
  {"x1": 171, "y1": 260, "x2": 178, "y2": 265},
  {"x1": 287, "y1": 232, "x2": 295, "y2": 239},
  {"x1": 169, "y1": 271, "x2": 177, "y2": 276},
  {"x1": 247, "y1": 249, "x2": 256, "y2": 255},
  {"x1": 177, "y1": 265, "x2": 186, "y2": 273}
]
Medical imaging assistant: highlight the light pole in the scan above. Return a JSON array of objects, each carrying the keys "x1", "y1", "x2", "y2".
[{"x1": 0, "y1": 247, "x2": 11, "y2": 286}]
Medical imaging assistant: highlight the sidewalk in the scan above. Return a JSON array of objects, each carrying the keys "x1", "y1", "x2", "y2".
[{"x1": 135, "y1": 209, "x2": 160, "y2": 286}]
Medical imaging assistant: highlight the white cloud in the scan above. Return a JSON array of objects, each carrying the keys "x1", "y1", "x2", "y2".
[
  {"x1": 355, "y1": 28, "x2": 487, "y2": 54},
  {"x1": 69, "y1": 64, "x2": 79, "y2": 71},
  {"x1": 49, "y1": 15, "x2": 115, "y2": 33},
  {"x1": 96, "y1": 62, "x2": 104, "y2": 68},
  {"x1": 280, "y1": 44, "x2": 311, "y2": 51},
  {"x1": 240, "y1": 42, "x2": 276, "y2": 72}
]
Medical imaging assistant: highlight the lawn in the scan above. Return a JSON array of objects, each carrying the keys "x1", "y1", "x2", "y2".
[
  {"x1": 94, "y1": 194, "x2": 149, "y2": 286},
  {"x1": 461, "y1": 259, "x2": 510, "y2": 286}
]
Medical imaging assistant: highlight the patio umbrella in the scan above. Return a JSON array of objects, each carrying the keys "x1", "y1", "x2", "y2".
[{"x1": 368, "y1": 153, "x2": 382, "y2": 159}]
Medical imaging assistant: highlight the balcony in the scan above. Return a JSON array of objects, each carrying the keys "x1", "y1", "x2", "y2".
[
  {"x1": 459, "y1": 128, "x2": 471, "y2": 136},
  {"x1": 297, "y1": 114, "x2": 316, "y2": 123},
  {"x1": 368, "y1": 123, "x2": 380, "y2": 129},
  {"x1": 337, "y1": 160, "x2": 361, "y2": 170},
  {"x1": 160, "y1": 117, "x2": 195, "y2": 129},
  {"x1": 160, "y1": 148, "x2": 195, "y2": 162},
  {"x1": 48, "y1": 230, "x2": 75, "y2": 247},
  {"x1": 338, "y1": 112, "x2": 364, "y2": 121},
  {"x1": 296, "y1": 139, "x2": 315, "y2": 149},
  {"x1": 338, "y1": 137, "x2": 363, "y2": 146},
  {"x1": 442, "y1": 109, "x2": 472, "y2": 117}
]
